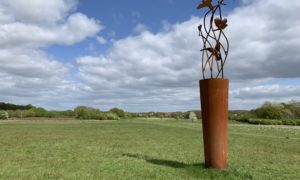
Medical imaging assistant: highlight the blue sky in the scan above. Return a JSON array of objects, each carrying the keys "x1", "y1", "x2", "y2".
[
  {"x1": 77, "y1": 0, "x2": 240, "y2": 36},
  {"x1": 1, "y1": 0, "x2": 300, "y2": 111},
  {"x1": 45, "y1": 0, "x2": 240, "y2": 63}
]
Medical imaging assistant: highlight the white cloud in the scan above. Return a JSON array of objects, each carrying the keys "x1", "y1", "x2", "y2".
[
  {"x1": 161, "y1": 20, "x2": 172, "y2": 32},
  {"x1": 0, "y1": 48, "x2": 68, "y2": 78},
  {"x1": 0, "y1": 12, "x2": 101, "y2": 48},
  {"x1": 0, "y1": 0, "x2": 77, "y2": 25},
  {"x1": 96, "y1": 36, "x2": 107, "y2": 45},
  {"x1": 1, "y1": 0, "x2": 300, "y2": 111},
  {"x1": 0, "y1": 0, "x2": 102, "y2": 48},
  {"x1": 232, "y1": 85, "x2": 300, "y2": 99},
  {"x1": 227, "y1": 0, "x2": 300, "y2": 80},
  {"x1": 0, "y1": 0, "x2": 102, "y2": 109},
  {"x1": 75, "y1": 0, "x2": 300, "y2": 111},
  {"x1": 133, "y1": 23, "x2": 149, "y2": 33},
  {"x1": 230, "y1": 83, "x2": 300, "y2": 110},
  {"x1": 0, "y1": 47, "x2": 75, "y2": 109}
]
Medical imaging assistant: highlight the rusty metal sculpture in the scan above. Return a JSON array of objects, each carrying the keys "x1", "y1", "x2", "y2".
[
  {"x1": 197, "y1": 0, "x2": 229, "y2": 79},
  {"x1": 197, "y1": 0, "x2": 230, "y2": 169}
]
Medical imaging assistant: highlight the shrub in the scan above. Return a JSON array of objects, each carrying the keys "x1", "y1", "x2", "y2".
[
  {"x1": 31, "y1": 107, "x2": 48, "y2": 117},
  {"x1": 247, "y1": 118, "x2": 262, "y2": 125},
  {"x1": 252, "y1": 102, "x2": 284, "y2": 119},
  {"x1": 284, "y1": 101, "x2": 300, "y2": 119},
  {"x1": 229, "y1": 110, "x2": 254, "y2": 122},
  {"x1": 248, "y1": 118, "x2": 284, "y2": 125},
  {"x1": 74, "y1": 106, "x2": 89, "y2": 119},
  {"x1": 46, "y1": 110, "x2": 75, "y2": 118},
  {"x1": 282, "y1": 109, "x2": 295, "y2": 119},
  {"x1": 109, "y1": 108, "x2": 125, "y2": 118},
  {"x1": 105, "y1": 113, "x2": 120, "y2": 120},
  {"x1": 124, "y1": 112, "x2": 133, "y2": 118},
  {"x1": 282, "y1": 119, "x2": 297, "y2": 126},
  {"x1": 188, "y1": 112, "x2": 198, "y2": 122},
  {"x1": 74, "y1": 106, "x2": 101, "y2": 120},
  {"x1": 171, "y1": 112, "x2": 183, "y2": 120},
  {"x1": 0, "y1": 111, "x2": 8, "y2": 120},
  {"x1": 185, "y1": 111, "x2": 201, "y2": 120},
  {"x1": 74, "y1": 106, "x2": 120, "y2": 120},
  {"x1": 261, "y1": 119, "x2": 282, "y2": 125}
]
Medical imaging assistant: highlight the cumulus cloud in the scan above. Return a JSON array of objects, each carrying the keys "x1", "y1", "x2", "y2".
[
  {"x1": 0, "y1": 0, "x2": 77, "y2": 25},
  {"x1": 0, "y1": 0, "x2": 102, "y2": 47},
  {"x1": 227, "y1": 0, "x2": 300, "y2": 80},
  {"x1": 75, "y1": 0, "x2": 300, "y2": 111},
  {"x1": 0, "y1": 47, "x2": 76, "y2": 109},
  {"x1": 0, "y1": 13, "x2": 101, "y2": 48},
  {"x1": 230, "y1": 83, "x2": 300, "y2": 109},
  {"x1": 96, "y1": 36, "x2": 107, "y2": 45},
  {"x1": 133, "y1": 23, "x2": 149, "y2": 33},
  {"x1": 1, "y1": 0, "x2": 299, "y2": 111},
  {"x1": 0, "y1": 0, "x2": 102, "y2": 109},
  {"x1": 0, "y1": 48, "x2": 68, "y2": 79}
]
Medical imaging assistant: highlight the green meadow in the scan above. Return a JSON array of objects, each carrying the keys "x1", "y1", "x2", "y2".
[{"x1": 0, "y1": 119, "x2": 299, "y2": 179}]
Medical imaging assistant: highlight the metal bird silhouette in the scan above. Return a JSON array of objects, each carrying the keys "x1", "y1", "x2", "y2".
[
  {"x1": 201, "y1": 41, "x2": 222, "y2": 60},
  {"x1": 197, "y1": 0, "x2": 213, "y2": 10}
]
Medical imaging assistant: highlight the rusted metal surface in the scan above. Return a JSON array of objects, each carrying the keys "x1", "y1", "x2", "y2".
[
  {"x1": 200, "y1": 78, "x2": 228, "y2": 169},
  {"x1": 197, "y1": 0, "x2": 229, "y2": 79}
]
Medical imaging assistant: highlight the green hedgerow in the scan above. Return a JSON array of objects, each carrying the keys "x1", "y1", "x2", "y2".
[{"x1": 0, "y1": 111, "x2": 9, "y2": 120}]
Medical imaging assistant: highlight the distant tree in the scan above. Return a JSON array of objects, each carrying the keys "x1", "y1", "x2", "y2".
[
  {"x1": 285, "y1": 100, "x2": 300, "y2": 118},
  {"x1": 74, "y1": 106, "x2": 92, "y2": 119},
  {"x1": 0, "y1": 111, "x2": 8, "y2": 120},
  {"x1": 252, "y1": 102, "x2": 284, "y2": 119},
  {"x1": 32, "y1": 107, "x2": 48, "y2": 117},
  {"x1": 105, "y1": 113, "x2": 120, "y2": 120},
  {"x1": 74, "y1": 106, "x2": 119, "y2": 120},
  {"x1": 0, "y1": 102, "x2": 34, "y2": 110},
  {"x1": 171, "y1": 112, "x2": 183, "y2": 120},
  {"x1": 109, "y1": 108, "x2": 125, "y2": 118},
  {"x1": 189, "y1": 112, "x2": 198, "y2": 122},
  {"x1": 124, "y1": 112, "x2": 133, "y2": 118},
  {"x1": 193, "y1": 110, "x2": 202, "y2": 120},
  {"x1": 282, "y1": 109, "x2": 295, "y2": 119}
]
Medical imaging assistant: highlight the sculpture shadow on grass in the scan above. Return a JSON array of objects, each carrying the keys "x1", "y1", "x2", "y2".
[{"x1": 123, "y1": 153, "x2": 204, "y2": 169}]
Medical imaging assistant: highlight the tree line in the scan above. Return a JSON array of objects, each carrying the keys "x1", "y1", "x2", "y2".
[
  {"x1": 1, "y1": 101, "x2": 300, "y2": 126},
  {"x1": 0, "y1": 102, "x2": 33, "y2": 110},
  {"x1": 0, "y1": 103, "x2": 199, "y2": 121},
  {"x1": 229, "y1": 100, "x2": 300, "y2": 125}
]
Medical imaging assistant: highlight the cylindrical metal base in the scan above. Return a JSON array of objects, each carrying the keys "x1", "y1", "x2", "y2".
[{"x1": 200, "y1": 79, "x2": 228, "y2": 169}]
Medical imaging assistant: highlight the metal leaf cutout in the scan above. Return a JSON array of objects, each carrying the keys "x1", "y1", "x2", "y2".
[
  {"x1": 197, "y1": 0, "x2": 214, "y2": 10},
  {"x1": 197, "y1": 0, "x2": 230, "y2": 79},
  {"x1": 214, "y1": 41, "x2": 221, "y2": 60},
  {"x1": 214, "y1": 18, "x2": 228, "y2": 30}
]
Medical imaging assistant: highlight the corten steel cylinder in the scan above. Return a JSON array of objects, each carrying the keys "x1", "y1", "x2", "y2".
[{"x1": 200, "y1": 79, "x2": 229, "y2": 169}]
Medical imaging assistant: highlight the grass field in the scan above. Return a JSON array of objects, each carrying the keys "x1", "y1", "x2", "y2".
[{"x1": 0, "y1": 119, "x2": 299, "y2": 180}]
